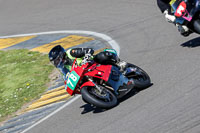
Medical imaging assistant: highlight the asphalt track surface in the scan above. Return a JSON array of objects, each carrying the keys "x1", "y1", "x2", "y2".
[{"x1": 1, "y1": 0, "x2": 200, "y2": 133}]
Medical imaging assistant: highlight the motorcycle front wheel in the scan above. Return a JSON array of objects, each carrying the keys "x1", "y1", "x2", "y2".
[{"x1": 81, "y1": 86, "x2": 118, "y2": 109}]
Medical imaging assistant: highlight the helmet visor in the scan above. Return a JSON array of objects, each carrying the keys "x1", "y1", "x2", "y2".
[{"x1": 51, "y1": 56, "x2": 62, "y2": 67}]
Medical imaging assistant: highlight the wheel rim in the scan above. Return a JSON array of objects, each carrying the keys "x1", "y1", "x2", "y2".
[
  {"x1": 129, "y1": 67, "x2": 148, "y2": 82},
  {"x1": 89, "y1": 87, "x2": 113, "y2": 102}
]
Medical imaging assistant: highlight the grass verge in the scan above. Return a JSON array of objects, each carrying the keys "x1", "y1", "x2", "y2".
[{"x1": 0, "y1": 49, "x2": 54, "y2": 122}]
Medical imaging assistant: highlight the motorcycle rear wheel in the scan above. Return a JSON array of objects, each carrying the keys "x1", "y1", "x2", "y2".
[
  {"x1": 81, "y1": 86, "x2": 118, "y2": 109},
  {"x1": 193, "y1": 19, "x2": 200, "y2": 34},
  {"x1": 126, "y1": 63, "x2": 151, "y2": 89}
]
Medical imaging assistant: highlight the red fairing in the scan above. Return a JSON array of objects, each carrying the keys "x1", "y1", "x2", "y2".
[
  {"x1": 80, "y1": 81, "x2": 95, "y2": 89},
  {"x1": 65, "y1": 61, "x2": 112, "y2": 96},
  {"x1": 71, "y1": 65, "x2": 83, "y2": 76},
  {"x1": 175, "y1": 1, "x2": 187, "y2": 17},
  {"x1": 85, "y1": 63, "x2": 112, "y2": 82},
  {"x1": 66, "y1": 63, "x2": 85, "y2": 95},
  {"x1": 67, "y1": 87, "x2": 74, "y2": 95}
]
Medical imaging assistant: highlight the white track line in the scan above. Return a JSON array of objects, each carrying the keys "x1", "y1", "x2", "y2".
[
  {"x1": 0, "y1": 30, "x2": 120, "y2": 133},
  {"x1": 21, "y1": 95, "x2": 81, "y2": 133},
  {"x1": 0, "y1": 30, "x2": 120, "y2": 55}
]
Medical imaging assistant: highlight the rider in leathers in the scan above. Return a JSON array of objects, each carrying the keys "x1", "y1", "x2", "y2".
[
  {"x1": 48, "y1": 45, "x2": 126, "y2": 80},
  {"x1": 157, "y1": 0, "x2": 192, "y2": 36}
]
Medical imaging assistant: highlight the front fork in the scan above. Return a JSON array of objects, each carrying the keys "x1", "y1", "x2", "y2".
[{"x1": 87, "y1": 77, "x2": 103, "y2": 93}]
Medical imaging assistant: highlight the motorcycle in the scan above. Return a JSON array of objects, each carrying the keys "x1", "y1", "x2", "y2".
[
  {"x1": 170, "y1": 0, "x2": 200, "y2": 34},
  {"x1": 64, "y1": 49, "x2": 151, "y2": 109}
]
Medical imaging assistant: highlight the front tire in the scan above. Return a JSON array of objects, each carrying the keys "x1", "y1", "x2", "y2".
[{"x1": 81, "y1": 86, "x2": 118, "y2": 109}]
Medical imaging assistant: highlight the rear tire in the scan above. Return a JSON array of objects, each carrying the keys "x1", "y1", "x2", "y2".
[
  {"x1": 193, "y1": 19, "x2": 200, "y2": 34},
  {"x1": 126, "y1": 63, "x2": 151, "y2": 89},
  {"x1": 81, "y1": 86, "x2": 118, "y2": 109}
]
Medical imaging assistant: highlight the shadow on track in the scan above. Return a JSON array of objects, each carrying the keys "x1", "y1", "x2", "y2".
[
  {"x1": 181, "y1": 37, "x2": 200, "y2": 48},
  {"x1": 118, "y1": 83, "x2": 153, "y2": 103},
  {"x1": 80, "y1": 104, "x2": 106, "y2": 114},
  {"x1": 80, "y1": 83, "x2": 153, "y2": 114}
]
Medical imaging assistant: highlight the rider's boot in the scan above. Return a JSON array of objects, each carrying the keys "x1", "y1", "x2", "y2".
[
  {"x1": 176, "y1": 24, "x2": 192, "y2": 37},
  {"x1": 117, "y1": 59, "x2": 127, "y2": 72}
]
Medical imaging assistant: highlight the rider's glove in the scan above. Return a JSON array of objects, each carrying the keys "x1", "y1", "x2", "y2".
[
  {"x1": 81, "y1": 53, "x2": 92, "y2": 65},
  {"x1": 164, "y1": 10, "x2": 176, "y2": 23}
]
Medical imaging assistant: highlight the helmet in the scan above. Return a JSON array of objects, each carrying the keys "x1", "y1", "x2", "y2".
[{"x1": 48, "y1": 45, "x2": 66, "y2": 67}]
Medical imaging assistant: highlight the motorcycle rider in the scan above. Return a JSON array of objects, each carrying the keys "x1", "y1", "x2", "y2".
[
  {"x1": 48, "y1": 45, "x2": 127, "y2": 80},
  {"x1": 157, "y1": 0, "x2": 192, "y2": 36}
]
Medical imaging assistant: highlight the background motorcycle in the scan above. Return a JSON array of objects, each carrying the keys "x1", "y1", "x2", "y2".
[
  {"x1": 65, "y1": 50, "x2": 151, "y2": 109},
  {"x1": 170, "y1": 0, "x2": 200, "y2": 34}
]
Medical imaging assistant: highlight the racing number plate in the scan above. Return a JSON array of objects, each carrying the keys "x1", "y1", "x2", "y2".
[
  {"x1": 175, "y1": 1, "x2": 186, "y2": 17},
  {"x1": 67, "y1": 71, "x2": 80, "y2": 90}
]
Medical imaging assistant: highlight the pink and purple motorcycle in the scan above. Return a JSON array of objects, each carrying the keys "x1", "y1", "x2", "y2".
[{"x1": 171, "y1": 0, "x2": 200, "y2": 34}]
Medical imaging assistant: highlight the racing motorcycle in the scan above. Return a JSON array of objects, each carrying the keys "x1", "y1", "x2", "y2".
[
  {"x1": 170, "y1": 0, "x2": 200, "y2": 34},
  {"x1": 64, "y1": 49, "x2": 151, "y2": 109}
]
